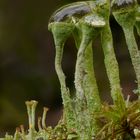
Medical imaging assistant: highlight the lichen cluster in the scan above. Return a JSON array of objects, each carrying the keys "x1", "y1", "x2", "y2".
[
  {"x1": 0, "y1": 100, "x2": 78, "y2": 140},
  {"x1": 2, "y1": 0, "x2": 140, "y2": 139}
]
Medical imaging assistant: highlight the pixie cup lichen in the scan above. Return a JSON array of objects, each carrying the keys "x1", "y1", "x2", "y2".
[
  {"x1": 2, "y1": 0, "x2": 140, "y2": 139},
  {"x1": 112, "y1": 0, "x2": 140, "y2": 97}
]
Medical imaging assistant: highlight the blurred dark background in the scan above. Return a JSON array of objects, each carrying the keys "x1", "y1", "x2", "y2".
[{"x1": 0, "y1": 0, "x2": 139, "y2": 136}]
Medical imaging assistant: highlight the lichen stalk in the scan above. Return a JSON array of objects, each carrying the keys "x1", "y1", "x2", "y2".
[
  {"x1": 99, "y1": 0, "x2": 126, "y2": 111},
  {"x1": 74, "y1": 23, "x2": 100, "y2": 139},
  {"x1": 42, "y1": 107, "x2": 49, "y2": 130},
  {"x1": 49, "y1": 23, "x2": 76, "y2": 130},
  {"x1": 101, "y1": 24, "x2": 126, "y2": 111},
  {"x1": 26, "y1": 100, "x2": 38, "y2": 130},
  {"x1": 74, "y1": 32, "x2": 101, "y2": 135},
  {"x1": 123, "y1": 27, "x2": 140, "y2": 97},
  {"x1": 25, "y1": 100, "x2": 38, "y2": 140},
  {"x1": 38, "y1": 117, "x2": 42, "y2": 131},
  {"x1": 112, "y1": 1, "x2": 140, "y2": 97},
  {"x1": 31, "y1": 100, "x2": 38, "y2": 129},
  {"x1": 73, "y1": 27, "x2": 101, "y2": 113},
  {"x1": 55, "y1": 44, "x2": 76, "y2": 131},
  {"x1": 83, "y1": 41, "x2": 102, "y2": 134},
  {"x1": 25, "y1": 101, "x2": 32, "y2": 130}
]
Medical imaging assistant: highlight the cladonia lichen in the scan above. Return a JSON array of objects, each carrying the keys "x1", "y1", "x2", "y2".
[{"x1": 2, "y1": 0, "x2": 140, "y2": 139}]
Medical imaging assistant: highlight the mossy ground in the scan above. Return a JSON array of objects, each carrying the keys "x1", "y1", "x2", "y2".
[{"x1": 1, "y1": 98, "x2": 140, "y2": 140}]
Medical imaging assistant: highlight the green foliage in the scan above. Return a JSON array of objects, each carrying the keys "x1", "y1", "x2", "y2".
[{"x1": 96, "y1": 100, "x2": 140, "y2": 139}]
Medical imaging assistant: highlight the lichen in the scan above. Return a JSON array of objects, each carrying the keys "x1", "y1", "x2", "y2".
[{"x1": 2, "y1": 0, "x2": 140, "y2": 139}]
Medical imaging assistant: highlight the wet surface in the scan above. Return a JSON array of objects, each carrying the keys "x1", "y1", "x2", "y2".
[
  {"x1": 111, "y1": 0, "x2": 136, "y2": 11},
  {"x1": 49, "y1": 2, "x2": 94, "y2": 23}
]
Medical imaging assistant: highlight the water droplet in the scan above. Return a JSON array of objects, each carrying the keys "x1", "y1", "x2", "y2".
[{"x1": 49, "y1": 2, "x2": 96, "y2": 23}]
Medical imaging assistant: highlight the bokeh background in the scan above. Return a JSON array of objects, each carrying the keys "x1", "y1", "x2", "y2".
[{"x1": 0, "y1": 0, "x2": 139, "y2": 136}]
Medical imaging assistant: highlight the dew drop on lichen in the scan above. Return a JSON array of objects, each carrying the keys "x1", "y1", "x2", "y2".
[{"x1": 49, "y1": 2, "x2": 96, "y2": 23}]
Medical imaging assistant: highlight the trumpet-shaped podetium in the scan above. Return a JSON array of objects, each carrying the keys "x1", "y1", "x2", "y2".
[
  {"x1": 100, "y1": 0, "x2": 126, "y2": 112},
  {"x1": 112, "y1": 0, "x2": 140, "y2": 97},
  {"x1": 48, "y1": 1, "x2": 106, "y2": 137}
]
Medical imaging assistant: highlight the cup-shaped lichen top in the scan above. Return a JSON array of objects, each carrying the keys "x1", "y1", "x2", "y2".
[
  {"x1": 112, "y1": 0, "x2": 137, "y2": 27},
  {"x1": 49, "y1": 1, "x2": 94, "y2": 23}
]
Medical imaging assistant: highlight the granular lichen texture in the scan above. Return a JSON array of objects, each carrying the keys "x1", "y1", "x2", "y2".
[{"x1": 2, "y1": 0, "x2": 140, "y2": 139}]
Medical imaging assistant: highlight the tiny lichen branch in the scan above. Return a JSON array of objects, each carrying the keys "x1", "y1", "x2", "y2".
[
  {"x1": 74, "y1": 23, "x2": 100, "y2": 139},
  {"x1": 112, "y1": 0, "x2": 140, "y2": 97},
  {"x1": 48, "y1": 22, "x2": 76, "y2": 130},
  {"x1": 42, "y1": 107, "x2": 49, "y2": 130},
  {"x1": 25, "y1": 101, "x2": 32, "y2": 130},
  {"x1": 73, "y1": 26, "x2": 101, "y2": 114},
  {"x1": 82, "y1": 42, "x2": 101, "y2": 134},
  {"x1": 25, "y1": 100, "x2": 38, "y2": 139},
  {"x1": 101, "y1": 0, "x2": 126, "y2": 111},
  {"x1": 31, "y1": 100, "x2": 38, "y2": 129},
  {"x1": 73, "y1": 2, "x2": 108, "y2": 137},
  {"x1": 38, "y1": 117, "x2": 42, "y2": 131},
  {"x1": 25, "y1": 100, "x2": 38, "y2": 130}
]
